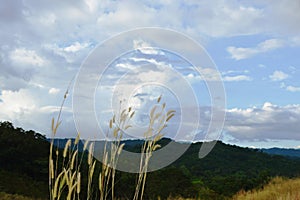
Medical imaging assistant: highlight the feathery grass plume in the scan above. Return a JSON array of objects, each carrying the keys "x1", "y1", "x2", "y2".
[
  {"x1": 74, "y1": 134, "x2": 80, "y2": 145},
  {"x1": 87, "y1": 142, "x2": 94, "y2": 166},
  {"x1": 157, "y1": 95, "x2": 162, "y2": 103},
  {"x1": 52, "y1": 171, "x2": 64, "y2": 199},
  {"x1": 134, "y1": 95, "x2": 176, "y2": 200},
  {"x1": 50, "y1": 159, "x2": 54, "y2": 179},
  {"x1": 87, "y1": 159, "x2": 96, "y2": 200},
  {"x1": 77, "y1": 172, "x2": 81, "y2": 194},
  {"x1": 83, "y1": 140, "x2": 89, "y2": 151},
  {"x1": 50, "y1": 85, "x2": 174, "y2": 200},
  {"x1": 63, "y1": 139, "x2": 71, "y2": 158},
  {"x1": 49, "y1": 78, "x2": 88, "y2": 200},
  {"x1": 49, "y1": 78, "x2": 74, "y2": 200},
  {"x1": 97, "y1": 103, "x2": 135, "y2": 200},
  {"x1": 70, "y1": 150, "x2": 78, "y2": 170},
  {"x1": 86, "y1": 142, "x2": 96, "y2": 200}
]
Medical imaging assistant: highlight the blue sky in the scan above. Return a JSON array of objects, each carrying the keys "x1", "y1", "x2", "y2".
[{"x1": 0, "y1": 0, "x2": 300, "y2": 148}]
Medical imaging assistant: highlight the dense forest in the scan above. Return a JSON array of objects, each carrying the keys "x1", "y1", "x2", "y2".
[{"x1": 1, "y1": 121, "x2": 300, "y2": 200}]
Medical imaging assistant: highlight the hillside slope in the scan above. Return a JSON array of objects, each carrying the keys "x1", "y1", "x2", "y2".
[{"x1": 233, "y1": 177, "x2": 300, "y2": 200}]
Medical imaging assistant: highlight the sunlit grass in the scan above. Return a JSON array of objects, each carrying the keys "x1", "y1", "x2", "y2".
[{"x1": 233, "y1": 176, "x2": 300, "y2": 200}]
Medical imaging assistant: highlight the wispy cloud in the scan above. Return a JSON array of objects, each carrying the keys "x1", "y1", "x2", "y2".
[
  {"x1": 223, "y1": 75, "x2": 252, "y2": 82},
  {"x1": 227, "y1": 39, "x2": 285, "y2": 60},
  {"x1": 269, "y1": 70, "x2": 289, "y2": 81},
  {"x1": 286, "y1": 85, "x2": 300, "y2": 92}
]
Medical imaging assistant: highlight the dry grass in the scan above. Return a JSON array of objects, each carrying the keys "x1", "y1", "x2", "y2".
[
  {"x1": 134, "y1": 96, "x2": 175, "y2": 200},
  {"x1": 48, "y1": 85, "x2": 98, "y2": 200},
  {"x1": 233, "y1": 176, "x2": 300, "y2": 200},
  {"x1": 49, "y1": 92, "x2": 175, "y2": 200},
  {"x1": 98, "y1": 105, "x2": 134, "y2": 200}
]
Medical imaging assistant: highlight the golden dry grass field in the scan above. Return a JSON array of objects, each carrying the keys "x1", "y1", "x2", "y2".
[{"x1": 233, "y1": 177, "x2": 300, "y2": 200}]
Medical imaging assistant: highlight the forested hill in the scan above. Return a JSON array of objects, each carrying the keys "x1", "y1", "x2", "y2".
[
  {"x1": 0, "y1": 121, "x2": 49, "y2": 198},
  {"x1": 1, "y1": 121, "x2": 300, "y2": 200}
]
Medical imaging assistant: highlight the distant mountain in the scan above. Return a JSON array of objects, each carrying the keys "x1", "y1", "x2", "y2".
[{"x1": 261, "y1": 147, "x2": 300, "y2": 158}]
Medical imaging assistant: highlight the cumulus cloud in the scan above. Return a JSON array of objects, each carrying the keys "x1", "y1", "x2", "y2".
[
  {"x1": 227, "y1": 39, "x2": 285, "y2": 60},
  {"x1": 225, "y1": 102, "x2": 300, "y2": 141},
  {"x1": 269, "y1": 70, "x2": 289, "y2": 81}
]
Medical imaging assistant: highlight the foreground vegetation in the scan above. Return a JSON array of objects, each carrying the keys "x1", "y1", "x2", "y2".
[
  {"x1": 49, "y1": 96, "x2": 175, "y2": 200},
  {"x1": 2, "y1": 177, "x2": 300, "y2": 200},
  {"x1": 233, "y1": 176, "x2": 300, "y2": 200},
  {"x1": 0, "y1": 192, "x2": 46, "y2": 200}
]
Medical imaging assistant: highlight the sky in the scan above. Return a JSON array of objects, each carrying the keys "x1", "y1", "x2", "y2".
[{"x1": 0, "y1": 0, "x2": 300, "y2": 148}]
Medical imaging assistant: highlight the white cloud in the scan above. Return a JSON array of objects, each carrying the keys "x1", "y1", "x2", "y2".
[
  {"x1": 133, "y1": 39, "x2": 165, "y2": 55},
  {"x1": 222, "y1": 70, "x2": 249, "y2": 75},
  {"x1": 227, "y1": 46, "x2": 256, "y2": 60},
  {"x1": 227, "y1": 39, "x2": 285, "y2": 60},
  {"x1": 225, "y1": 102, "x2": 300, "y2": 140},
  {"x1": 286, "y1": 85, "x2": 300, "y2": 92},
  {"x1": 186, "y1": 70, "x2": 251, "y2": 82},
  {"x1": 223, "y1": 75, "x2": 252, "y2": 82},
  {"x1": 10, "y1": 48, "x2": 45, "y2": 66},
  {"x1": 193, "y1": 68, "x2": 222, "y2": 82},
  {"x1": 84, "y1": 0, "x2": 99, "y2": 13},
  {"x1": 279, "y1": 82, "x2": 300, "y2": 92},
  {"x1": 0, "y1": 88, "x2": 75, "y2": 137},
  {"x1": 48, "y1": 88, "x2": 60, "y2": 94},
  {"x1": 43, "y1": 42, "x2": 91, "y2": 64},
  {"x1": 0, "y1": 90, "x2": 37, "y2": 119},
  {"x1": 269, "y1": 70, "x2": 289, "y2": 81},
  {"x1": 260, "y1": 39, "x2": 285, "y2": 51},
  {"x1": 258, "y1": 64, "x2": 266, "y2": 68},
  {"x1": 63, "y1": 42, "x2": 90, "y2": 53}
]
